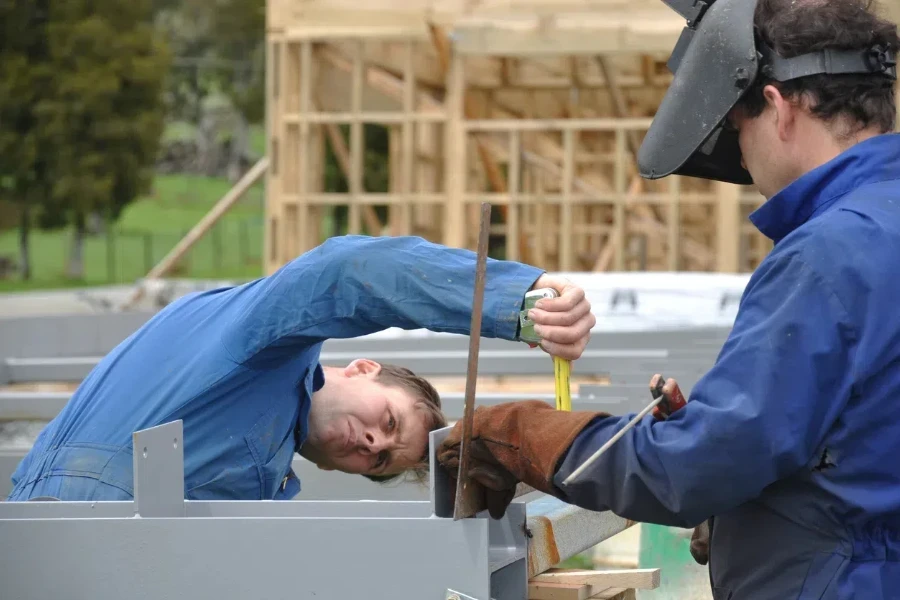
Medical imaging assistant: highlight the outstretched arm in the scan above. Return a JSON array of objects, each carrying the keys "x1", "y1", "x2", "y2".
[
  {"x1": 551, "y1": 252, "x2": 857, "y2": 527},
  {"x1": 438, "y1": 251, "x2": 857, "y2": 527},
  {"x1": 220, "y1": 235, "x2": 587, "y2": 363}
]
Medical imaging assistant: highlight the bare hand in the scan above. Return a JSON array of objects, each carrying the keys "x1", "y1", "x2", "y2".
[{"x1": 527, "y1": 274, "x2": 596, "y2": 361}]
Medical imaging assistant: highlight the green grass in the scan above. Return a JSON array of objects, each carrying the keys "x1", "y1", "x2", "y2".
[{"x1": 0, "y1": 173, "x2": 266, "y2": 292}]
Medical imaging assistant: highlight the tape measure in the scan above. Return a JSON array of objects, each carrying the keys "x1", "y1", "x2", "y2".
[
  {"x1": 554, "y1": 355, "x2": 572, "y2": 411},
  {"x1": 519, "y1": 287, "x2": 573, "y2": 412}
]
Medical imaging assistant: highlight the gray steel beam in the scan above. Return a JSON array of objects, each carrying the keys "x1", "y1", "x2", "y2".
[
  {"x1": 0, "y1": 448, "x2": 434, "y2": 502},
  {"x1": 2, "y1": 352, "x2": 718, "y2": 383},
  {"x1": 0, "y1": 421, "x2": 647, "y2": 600},
  {"x1": 0, "y1": 513, "x2": 502, "y2": 600},
  {"x1": 0, "y1": 312, "x2": 154, "y2": 359},
  {"x1": 0, "y1": 421, "x2": 530, "y2": 600},
  {"x1": 0, "y1": 312, "x2": 729, "y2": 357},
  {"x1": 0, "y1": 382, "x2": 711, "y2": 424},
  {"x1": 526, "y1": 495, "x2": 634, "y2": 578},
  {"x1": 0, "y1": 391, "x2": 70, "y2": 420}
]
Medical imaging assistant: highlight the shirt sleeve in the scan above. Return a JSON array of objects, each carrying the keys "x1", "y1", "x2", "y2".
[
  {"x1": 220, "y1": 235, "x2": 545, "y2": 364},
  {"x1": 552, "y1": 251, "x2": 858, "y2": 528}
]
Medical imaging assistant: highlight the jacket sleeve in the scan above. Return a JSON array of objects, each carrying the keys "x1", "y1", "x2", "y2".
[
  {"x1": 220, "y1": 235, "x2": 544, "y2": 363},
  {"x1": 552, "y1": 252, "x2": 858, "y2": 528}
]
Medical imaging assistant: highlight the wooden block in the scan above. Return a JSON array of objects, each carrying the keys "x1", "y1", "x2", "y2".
[
  {"x1": 534, "y1": 568, "x2": 660, "y2": 590},
  {"x1": 529, "y1": 580, "x2": 602, "y2": 600},
  {"x1": 528, "y1": 583, "x2": 637, "y2": 600},
  {"x1": 529, "y1": 569, "x2": 659, "y2": 599},
  {"x1": 593, "y1": 589, "x2": 636, "y2": 600}
]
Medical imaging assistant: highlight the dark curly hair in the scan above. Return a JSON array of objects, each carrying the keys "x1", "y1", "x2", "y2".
[{"x1": 737, "y1": 0, "x2": 898, "y2": 135}]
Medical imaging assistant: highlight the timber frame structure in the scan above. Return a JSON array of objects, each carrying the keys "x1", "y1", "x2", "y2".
[
  {"x1": 263, "y1": 0, "x2": 777, "y2": 275},
  {"x1": 263, "y1": 0, "x2": 900, "y2": 276}
]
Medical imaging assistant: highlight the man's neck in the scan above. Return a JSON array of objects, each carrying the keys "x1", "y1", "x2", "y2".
[{"x1": 794, "y1": 120, "x2": 885, "y2": 181}]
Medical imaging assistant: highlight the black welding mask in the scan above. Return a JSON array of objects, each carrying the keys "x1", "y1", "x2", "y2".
[{"x1": 638, "y1": 0, "x2": 898, "y2": 185}]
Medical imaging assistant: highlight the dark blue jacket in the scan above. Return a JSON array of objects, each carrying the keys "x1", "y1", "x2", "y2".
[
  {"x1": 555, "y1": 133, "x2": 900, "y2": 599},
  {"x1": 7, "y1": 236, "x2": 542, "y2": 502}
]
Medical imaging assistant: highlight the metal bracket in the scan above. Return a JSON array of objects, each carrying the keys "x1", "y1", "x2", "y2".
[
  {"x1": 429, "y1": 427, "x2": 455, "y2": 518},
  {"x1": 132, "y1": 420, "x2": 185, "y2": 518}
]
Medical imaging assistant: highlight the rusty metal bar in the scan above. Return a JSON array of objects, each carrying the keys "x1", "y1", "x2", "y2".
[
  {"x1": 525, "y1": 495, "x2": 635, "y2": 578},
  {"x1": 454, "y1": 202, "x2": 493, "y2": 520}
]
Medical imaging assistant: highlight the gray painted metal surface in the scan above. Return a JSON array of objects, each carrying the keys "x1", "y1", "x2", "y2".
[
  {"x1": 0, "y1": 386, "x2": 705, "y2": 423},
  {"x1": 1, "y1": 350, "x2": 721, "y2": 382},
  {"x1": 526, "y1": 495, "x2": 634, "y2": 577},
  {"x1": 0, "y1": 514, "x2": 500, "y2": 599},
  {"x1": 0, "y1": 283, "x2": 733, "y2": 597},
  {"x1": 0, "y1": 448, "x2": 435, "y2": 502},
  {"x1": 0, "y1": 309, "x2": 730, "y2": 504},
  {"x1": 0, "y1": 423, "x2": 633, "y2": 600},
  {"x1": 133, "y1": 420, "x2": 185, "y2": 517}
]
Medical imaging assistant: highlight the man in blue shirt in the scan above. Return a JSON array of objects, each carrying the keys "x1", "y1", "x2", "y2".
[
  {"x1": 439, "y1": 0, "x2": 900, "y2": 598},
  {"x1": 7, "y1": 235, "x2": 595, "y2": 502}
]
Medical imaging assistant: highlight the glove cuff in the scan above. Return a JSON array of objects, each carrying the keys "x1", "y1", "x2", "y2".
[{"x1": 476, "y1": 401, "x2": 608, "y2": 496}]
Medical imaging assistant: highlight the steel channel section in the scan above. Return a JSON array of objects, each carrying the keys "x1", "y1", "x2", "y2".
[
  {"x1": 0, "y1": 421, "x2": 527, "y2": 600},
  {"x1": 0, "y1": 391, "x2": 70, "y2": 420},
  {"x1": 3, "y1": 352, "x2": 720, "y2": 382},
  {"x1": 0, "y1": 514, "x2": 499, "y2": 600},
  {"x1": 0, "y1": 423, "x2": 631, "y2": 600},
  {"x1": 525, "y1": 496, "x2": 634, "y2": 578},
  {"x1": 0, "y1": 323, "x2": 723, "y2": 504},
  {"x1": 0, "y1": 384, "x2": 708, "y2": 423},
  {"x1": 0, "y1": 312, "x2": 730, "y2": 357},
  {"x1": 0, "y1": 449, "x2": 435, "y2": 502}
]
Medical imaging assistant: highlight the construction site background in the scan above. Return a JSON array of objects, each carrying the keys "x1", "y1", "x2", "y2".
[{"x1": 0, "y1": 1, "x2": 899, "y2": 599}]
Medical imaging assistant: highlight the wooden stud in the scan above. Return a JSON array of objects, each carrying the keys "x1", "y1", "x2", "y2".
[
  {"x1": 264, "y1": 39, "x2": 283, "y2": 275},
  {"x1": 668, "y1": 175, "x2": 681, "y2": 271},
  {"x1": 716, "y1": 181, "x2": 741, "y2": 272},
  {"x1": 262, "y1": 9, "x2": 767, "y2": 275},
  {"x1": 444, "y1": 49, "x2": 467, "y2": 248},
  {"x1": 560, "y1": 128, "x2": 575, "y2": 270},
  {"x1": 400, "y1": 39, "x2": 416, "y2": 236},
  {"x1": 297, "y1": 40, "x2": 312, "y2": 257},
  {"x1": 507, "y1": 130, "x2": 521, "y2": 261},
  {"x1": 348, "y1": 40, "x2": 364, "y2": 236},
  {"x1": 613, "y1": 128, "x2": 626, "y2": 271}
]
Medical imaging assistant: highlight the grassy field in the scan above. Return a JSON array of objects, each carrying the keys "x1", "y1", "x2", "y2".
[{"x1": 0, "y1": 173, "x2": 266, "y2": 292}]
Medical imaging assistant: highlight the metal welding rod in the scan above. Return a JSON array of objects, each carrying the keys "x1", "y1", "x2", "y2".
[{"x1": 561, "y1": 375, "x2": 686, "y2": 486}]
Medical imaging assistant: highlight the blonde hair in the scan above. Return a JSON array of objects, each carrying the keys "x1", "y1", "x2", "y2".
[{"x1": 363, "y1": 363, "x2": 447, "y2": 486}]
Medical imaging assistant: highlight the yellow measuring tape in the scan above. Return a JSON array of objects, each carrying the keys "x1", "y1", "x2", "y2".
[
  {"x1": 520, "y1": 287, "x2": 574, "y2": 412},
  {"x1": 554, "y1": 356, "x2": 572, "y2": 411}
]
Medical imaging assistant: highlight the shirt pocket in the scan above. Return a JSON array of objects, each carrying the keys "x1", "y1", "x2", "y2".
[{"x1": 245, "y1": 406, "x2": 298, "y2": 500}]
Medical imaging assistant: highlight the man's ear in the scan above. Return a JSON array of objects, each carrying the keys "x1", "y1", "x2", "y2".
[
  {"x1": 343, "y1": 358, "x2": 382, "y2": 378},
  {"x1": 763, "y1": 84, "x2": 794, "y2": 142}
]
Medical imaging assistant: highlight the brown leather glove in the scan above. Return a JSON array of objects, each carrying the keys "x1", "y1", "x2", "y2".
[
  {"x1": 690, "y1": 519, "x2": 711, "y2": 565},
  {"x1": 437, "y1": 400, "x2": 608, "y2": 518}
]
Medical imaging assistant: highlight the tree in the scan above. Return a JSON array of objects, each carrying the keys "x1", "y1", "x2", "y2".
[
  {"x1": 0, "y1": 0, "x2": 54, "y2": 279},
  {"x1": 0, "y1": 0, "x2": 170, "y2": 281},
  {"x1": 210, "y1": 0, "x2": 265, "y2": 123},
  {"x1": 39, "y1": 0, "x2": 170, "y2": 278}
]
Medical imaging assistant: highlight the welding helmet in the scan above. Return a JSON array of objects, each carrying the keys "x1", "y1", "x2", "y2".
[{"x1": 638, "y1": 0, "x2": 898, "y2": 185}]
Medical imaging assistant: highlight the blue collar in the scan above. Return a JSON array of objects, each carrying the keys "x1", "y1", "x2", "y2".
[{"x1": 749, "y1": 133, "x2": 900, "y2": 244}]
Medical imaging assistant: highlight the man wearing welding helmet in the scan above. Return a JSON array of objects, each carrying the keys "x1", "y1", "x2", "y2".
[{"x1": 438, "y1": 0, "x2": 900, "y2": 597}]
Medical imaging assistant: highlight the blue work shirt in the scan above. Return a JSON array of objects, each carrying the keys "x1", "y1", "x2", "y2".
[
  {"x1": 555, "y1": 133, "x2": 900, "y2": 599},
  {"x1": 8, "y1": 236, "x2": 543, "y2": 502}
]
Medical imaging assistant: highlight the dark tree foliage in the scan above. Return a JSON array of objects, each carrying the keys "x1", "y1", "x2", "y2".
[{"x1": 0, "y1": 0, "x2": 170, "y2": 279}]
